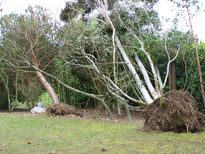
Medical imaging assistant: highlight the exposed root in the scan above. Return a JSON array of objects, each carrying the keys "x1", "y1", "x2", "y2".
[
  {"x1": 143, "y1": 90, "x2": 205, "y2": 133},
  {"x1": 47, "y1": 104, "x2": 83, "y2": 117}
]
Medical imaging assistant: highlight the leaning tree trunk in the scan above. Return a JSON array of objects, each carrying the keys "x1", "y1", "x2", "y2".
[
  {"x1": 36, "y1": 71, "x2": 60, "y2": 104},
  {"x1": 185, "y1": 0, "x2": 205, "y2": 107},
  {"x1": 115, "y1": 36, "x2": 153, "y2": 104}
]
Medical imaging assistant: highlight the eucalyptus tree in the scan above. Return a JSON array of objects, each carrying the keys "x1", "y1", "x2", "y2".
[
  {"x1": 60, "y1": 0, "x2": 117, "y2": 22},
  {"x1": 55, "y1": 0, "x2": 183, "y2": 119}
]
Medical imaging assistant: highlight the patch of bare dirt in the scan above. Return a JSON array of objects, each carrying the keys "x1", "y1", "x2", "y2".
[
  {"x1": 78, "y1": 109, "x2": 144, "y2": 123},
  {"x1": 1, "y1": 107, "x2": 144, "y2": 124},
  {"x1": 142, "y1": 90, "x2": 205, "y2": 133}
]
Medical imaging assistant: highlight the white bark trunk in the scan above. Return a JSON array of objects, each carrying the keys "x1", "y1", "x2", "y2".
[
  {"x1": 130, "y1": 31, "x2": 160, "y2": 92},
  {"x1": 163, "y1": 42, "x2": 181, "y2": 89},
  {"x1": 83, "y1": 51, "x2": 146, "y2": 105},
  {"x1": 135, "y1": 52, "x2": 160, "y2": 99},
  {"x1": 155, "y1": 67, "x2": 163, "y2": 90},
  {"x1": 115, "y1": 36, "x2": 153, "y2": 104}
]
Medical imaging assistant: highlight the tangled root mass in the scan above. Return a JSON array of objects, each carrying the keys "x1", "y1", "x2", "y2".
[
  {"x1": 47, "y1": 104, "x2": 83, "y2": 117},
  {"x1": 143, "y1": 90, "x2": 205, "y2": 133}
]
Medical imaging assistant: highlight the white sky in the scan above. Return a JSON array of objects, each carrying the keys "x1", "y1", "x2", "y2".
[
  {"x1": 155, "y1": 0, "x2": 205, "y2": 42},
  {"x1": 1, "y1": 0, "x2": 67, "y2": 21},
  {"x1": 1, "y1": 0, "x2": 205, "y2": 41}
]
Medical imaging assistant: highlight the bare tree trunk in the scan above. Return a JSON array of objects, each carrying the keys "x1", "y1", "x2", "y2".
[
  {"x1": 169, "y1": 62, "x2": 176, "y2": 90},
  {"x1": 36, "y1": 71, "x2": 60, "y2": 104},
  {"x1": 185, "y1": 0, "x2": 205, "y2": 106},
  {"x1": 115, "y1": 36, "x2": 153, "y2": 104}
]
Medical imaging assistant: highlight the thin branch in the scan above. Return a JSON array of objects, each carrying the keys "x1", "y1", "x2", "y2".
[{"x1": 162, "y1": 41, "x2": 182, "y2": 89}]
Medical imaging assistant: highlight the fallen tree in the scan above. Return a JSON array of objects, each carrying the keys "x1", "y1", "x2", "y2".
[
  {"x1": 0, "y1": 6, "x2": 60, "y2": 105},
  {"x1": 54, "y1": 0, "x2": 183, "y2": 120}
]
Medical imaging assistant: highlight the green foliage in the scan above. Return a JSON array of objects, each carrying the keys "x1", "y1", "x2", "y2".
[
  {"x1": 112, "y1": 1, "x2": 161, "y2": 36},
  {"x1": 60, "y1": 0, "x2": 118, "y2": 22},
  {"x1": 16, "y1": 74, "x2": 43, "y2": 109},
  {"x1": 173, "y1": 39, "x2": 205, "y2": 104},
  {"x1": 38, "y1": 92, "x2": 53, "y2": 108},
  {"x1": 160, "y1": 99, "x2": 163, "y2": 106},
  {"x1": 0, "y1": 6, "x2": 60, "y2": 107},
  {"x1": 60, "y1": 0, "x2": 89, "y2": 22},
  {"x1": 52, "y1": 58, "x2": 93, "y2": 107},
  {"x1": 152, "y1": 30, "x2": 205, "y2": 105},
  {"x1": 12, "y1": 92, "x2": 53, "y2": 109},
  {"x1": 0, "y1": 5, "x2": 58, "y2": 72},
  {"x1": 0, "y1": 93, "x2": 8, "y2": 109},
  {"x1": 55, "y1": 19, "x2": 114, "y2": 107}
]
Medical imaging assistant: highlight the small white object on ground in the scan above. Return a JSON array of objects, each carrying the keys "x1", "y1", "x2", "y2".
[{"x1": 31, "y1": 102, "x2": 45, "y2": 114}]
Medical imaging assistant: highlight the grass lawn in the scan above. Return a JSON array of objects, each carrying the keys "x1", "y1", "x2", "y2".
[{"x1": 0, "y1": 113, "x2": 205, "y2": 153}]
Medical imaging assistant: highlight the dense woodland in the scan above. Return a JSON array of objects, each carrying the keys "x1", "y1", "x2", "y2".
[{"x1": 0, "y1": 0, "x2": 205, "y2": 119}]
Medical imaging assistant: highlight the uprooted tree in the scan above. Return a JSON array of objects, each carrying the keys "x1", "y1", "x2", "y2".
[
  {"x1": 60, "y1": 0, "x2": 180, "y2": 102},
  {"x1": 54, "y1": 0, "x2": 185, "y2": 119},
  {"x1": 0, "y1": 6, "x2": 60, "y2": 105}
]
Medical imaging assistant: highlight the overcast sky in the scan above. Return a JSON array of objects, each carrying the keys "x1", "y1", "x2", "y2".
[
  {"x1": 155, "y1": 0, "x2": 205, "y2": 42},
  {"x1": 1, "y1": 0, "x2": 67, "y2": 21},
  {"x1": 1, "y1": 0, "x2": 205, "y2": 41}
]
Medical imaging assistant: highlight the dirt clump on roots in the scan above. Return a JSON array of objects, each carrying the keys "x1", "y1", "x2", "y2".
[
  {"x1": 47, "y1": 104, "x2": 83, "y2": 117},
  {"x1": 142, "y1": 90, "x2": 205, "y2": 133}
]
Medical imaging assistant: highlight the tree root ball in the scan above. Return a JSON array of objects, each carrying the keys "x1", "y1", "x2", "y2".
[
  {"x1": 47, "y1": 104, "x2": 83, "y2": 117},
  {"x1": 142, "y1": 90, "x2": 205, "y2": 133}
]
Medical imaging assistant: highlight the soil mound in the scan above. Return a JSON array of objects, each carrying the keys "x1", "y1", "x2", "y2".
[
  {"x1": 142, "y1": 90, "x2": 205, "y2": 133},
  {"x1": 47, "y1": 104, "x2": 83, "y2": 117}
]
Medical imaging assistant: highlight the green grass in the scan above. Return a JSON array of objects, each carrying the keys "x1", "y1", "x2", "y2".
[{"x1": 0, "y1": 113, "x2": 205, "y2": 153}]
